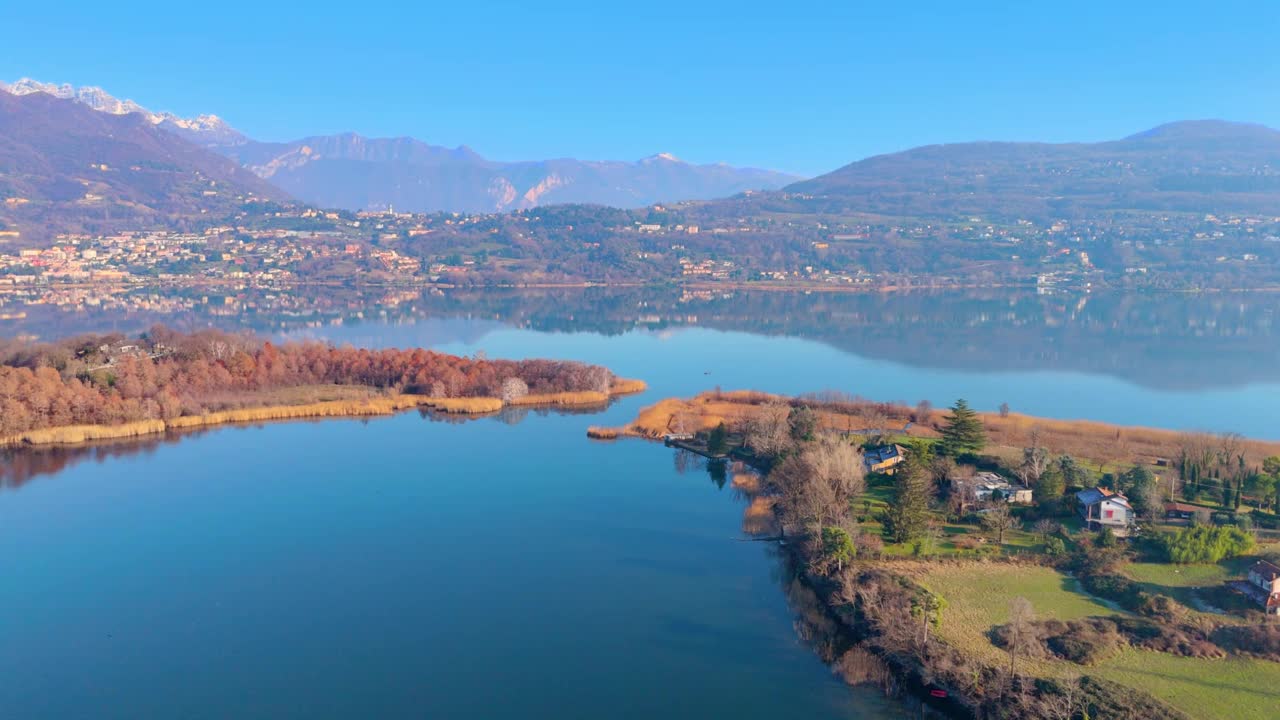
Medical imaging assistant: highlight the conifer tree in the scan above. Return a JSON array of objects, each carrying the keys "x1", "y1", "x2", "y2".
[
  {"x1": 885, "y1": 455, "x2": 931, "y2": 543},
  {"x1": 939, "y1": 398, "x2": 987, "y2": 456}
]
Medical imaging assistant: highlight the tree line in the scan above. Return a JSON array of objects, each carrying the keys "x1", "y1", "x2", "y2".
[{"x1": 0, "y1": 327, "x2": 616, "y2": 437}]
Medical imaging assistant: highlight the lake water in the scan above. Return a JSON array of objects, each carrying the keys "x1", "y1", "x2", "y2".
[
  {"x1": 0, "y1": 406, "x2": 897, "y2": 718},
  {"x1": 2, "y1": 287, "x2": 1280, "y2": 718}
]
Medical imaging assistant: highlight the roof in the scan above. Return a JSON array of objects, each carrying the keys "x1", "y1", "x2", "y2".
[
  {"x1": 1164, "y1": 501, "x2": 1199, "y2": 514},
  {"x1": 867, "y1": 444, "x2": 906, "y2": 463},
  {"x1": 1250, "y1": 559, "x2": 1280, "y2": 582},
  {"x1": 1076, "y1": 488, "x2": 1132, "y2": 509}
]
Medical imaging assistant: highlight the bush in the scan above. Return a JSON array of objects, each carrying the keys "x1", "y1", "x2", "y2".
[
  {"x1": 1044, "y1": 537, "x2": 1067, "y2": 557},
  {"x1": 994, "y1": 618, "x2": 1122, "y2": 665},
  {"x1": 1158, "y1": 525, "x2": 1255, "y2": 564},
  {"x1": 1114, "y1": 617, "x2": 1223, "y2": 658},
  {"x1": 1212, "y1": 623, "x2": 1280, "y2": 661},
  {"x1": 1081, "y1": 572, "x2": 1146, "y2": 609}
]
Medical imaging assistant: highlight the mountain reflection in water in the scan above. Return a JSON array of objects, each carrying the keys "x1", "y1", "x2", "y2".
[{"x1": 4, "y1": 286, "x2": 1277, "y2": 391}]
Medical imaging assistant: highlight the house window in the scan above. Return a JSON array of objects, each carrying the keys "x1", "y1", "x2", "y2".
[{"x1": 1104, "y1": 509, "x2": 1114, "y2": 519}]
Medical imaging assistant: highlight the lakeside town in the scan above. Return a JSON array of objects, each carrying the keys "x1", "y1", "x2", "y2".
[{"x1": 3, "y1": 199, "x2": 1278, "y2": 293}]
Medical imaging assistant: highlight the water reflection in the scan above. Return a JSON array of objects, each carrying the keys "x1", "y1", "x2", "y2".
[
  {"x1": 4, "y1": 285, "x2": 1280, "y2": 390},
  {"x1": 0, "y1": 404, "x2": 606, "y2": 492}
]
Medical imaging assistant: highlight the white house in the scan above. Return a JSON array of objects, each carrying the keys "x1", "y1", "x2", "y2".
[{"x1": 1076, "y1": 488, "x2": 1135, "y2": 537}]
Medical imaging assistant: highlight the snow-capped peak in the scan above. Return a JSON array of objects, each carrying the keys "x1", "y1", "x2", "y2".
[
  {"x1": 640, "y1": 152, "x2": 683, "y2": 164},
  {"x1": 2, "y1": 77, "x2": 245, "y2": 146}
]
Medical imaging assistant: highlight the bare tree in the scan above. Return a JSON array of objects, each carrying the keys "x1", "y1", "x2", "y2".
[
  {"x1": 999, "y1": 401, "x2": 1011, "y2": 418},
  {"x1": 1217, "y1": 431, "x2": 1245, "y2": 472},
  {"x1": 770, "y1": 434, "x2": 865, "y2": 534},
  {"x1": 914, "y1": 399, "x2": 933, "y2": 423},
  {"x1": 982, "y1": 503, "x2": 1017, "y2": 546},
  {"x1": 862, "y1": 406, "x2": 891, "y2": 445},
  {"x1": 1006, "y1": 597, "x2": 1040, "y2": 681},
  {"x1": 1016, "y1": 429, "x2": 1051, "y2": 488},
  {"x1": 744, "y1": 402, "x2": 792, "y2": 457},
  {"x1": 500, "y1": 376, "x2": 529, "y2": 402},
  {"x1": 1032, "y1": 518, "x2": 1061, "y2": 543},
  {"x1": 1043, "y1": 673, "x2": 1085, "y2": 720}
]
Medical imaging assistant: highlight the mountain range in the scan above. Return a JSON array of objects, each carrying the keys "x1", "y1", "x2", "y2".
[
  {"x1": 1, "y1": 79, "x2": 799, "y2": 215},
  {"x1": 3, "y1": 76, "x2": 1279, "y2": 250},
  {"x1": 0, "y1": 90, "x2": 284, "y2": 238},
  {"x1": 782, "y1": 119, "x2": 1280, "y2": 219}
]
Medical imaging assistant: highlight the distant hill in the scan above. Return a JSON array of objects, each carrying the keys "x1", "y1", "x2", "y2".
[
  {"x1": 2, "y1": 78, "x2": 798, "y2": 214},
  {"x1": 0, "y1": 91, "x2": 284, "y2": 240},
  {"x1": 212, "y1": 134, "x2": 799, "y2": 213},
  {"x1": 785, "y1": 120, "x2": 1280, "y2": 219}
]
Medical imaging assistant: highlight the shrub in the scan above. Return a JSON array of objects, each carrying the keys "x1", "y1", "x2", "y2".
[
  {"x1": 1212, "y1": 624, "x2": 1280, "y2": 661},
  {"x1": 1043, "y1": 537, "x2": 1067, "y2": 557},
  {"x1": 1158, "y1": 525, "x2": 1255, "y2": 564}
]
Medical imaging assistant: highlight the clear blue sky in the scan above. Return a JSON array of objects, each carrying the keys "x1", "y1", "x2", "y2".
[{"x1": 5, "y1": 1, "x2": 1277, "y2": 176}]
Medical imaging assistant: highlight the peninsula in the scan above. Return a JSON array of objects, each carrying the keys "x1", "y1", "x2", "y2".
[
  {"x1": 0, "y1": 327, "x2": 644, "y2": 448},
  {"x1": 605, "y1": 390, "x2": 1280, "y2": 720}
]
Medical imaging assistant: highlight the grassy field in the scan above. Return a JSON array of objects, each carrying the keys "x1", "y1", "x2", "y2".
[
  {"x1": 1092, "y1": 650, "x2": 1280, "y2": 720},
  {"x1": 1123, "y1": 557, "x2": 1263, "y2": 616},
  {"x1": 910, "y1": 562, "x2": 1123, "y2": 672},
  {"x1": 910, "y1": 561, "x2": 1280, "y2": 720}
]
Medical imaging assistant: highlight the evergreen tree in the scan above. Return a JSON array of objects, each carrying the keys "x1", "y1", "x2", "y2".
[
  {"x1": 788, "y1": 405, "x2": 818, "y2": 443},
  {"x1": 707, "y1": 422, "x2": 729, "y2": 456},
  {"x1": 885, "y1": 456, "x2": 931, "y2": 543},
  {"x1": 819, "y1": 527, "x2": 856, "y2": 574},
  {"x1": 939, "y1": 399, "x2": 986, "y2": 456}
]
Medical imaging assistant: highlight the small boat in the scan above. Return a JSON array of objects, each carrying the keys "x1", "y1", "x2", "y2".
[{"x1": 928, "y1": 688, "x2": 948, "y2": 699}]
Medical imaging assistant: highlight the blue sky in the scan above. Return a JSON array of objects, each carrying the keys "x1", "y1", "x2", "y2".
[{"x1": 5, "y1": 1, "x2": 1277, "y2": 176}]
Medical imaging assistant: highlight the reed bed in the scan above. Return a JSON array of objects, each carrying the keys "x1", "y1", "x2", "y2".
[
  {"x1": 4, "y1": 376, "x2": 655, "y2": 448},
  {"x1": 613, "y1": 390, "x2": 1280, "y2": 467},
  {"x1": 510, "y1": 390, "x2": 609, "y2": 407},
  {"x1": 422, "y1": 397, "x2": 505, "y2": 414},
  {"x1": 609, "y1": 378, "x2": 648, "y2": 396}
]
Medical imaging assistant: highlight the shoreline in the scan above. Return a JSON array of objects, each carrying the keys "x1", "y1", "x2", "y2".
[
  {"x1": 1, "y1": 380, "x2": 647, "y2": 450},
  {"x1": 7, "y1": 277, "x2": 1280, "y2": 297},
  {"x1": 599, "y1": 390, "x2": 1280, "y2": 456}
]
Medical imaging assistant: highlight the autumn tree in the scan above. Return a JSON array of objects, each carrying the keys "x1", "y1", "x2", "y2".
[{"x1": 500, "y1": 376, "x2": 529, "y2": 402}]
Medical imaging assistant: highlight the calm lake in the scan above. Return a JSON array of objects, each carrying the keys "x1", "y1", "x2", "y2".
[{"x1": 2, "y1": 287, "x2": 1279, "y2": 717}]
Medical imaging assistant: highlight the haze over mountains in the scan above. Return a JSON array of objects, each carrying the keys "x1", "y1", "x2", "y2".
[{"x1": 1, "y1": 79, "x2": 799, "y2": 214}]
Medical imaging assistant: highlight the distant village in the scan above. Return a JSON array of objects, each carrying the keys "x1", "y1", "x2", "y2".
[{"x1": 1, "y1": 199, "x2": 1278, "y2": 299}]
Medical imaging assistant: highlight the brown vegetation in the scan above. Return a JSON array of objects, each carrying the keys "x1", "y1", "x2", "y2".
[
  {"x1": 0, "y1": 328, "x2": 644, "y2": 447},
  {"x1": 612, "y1": 390, "x2": 1280, "y2": 467}
]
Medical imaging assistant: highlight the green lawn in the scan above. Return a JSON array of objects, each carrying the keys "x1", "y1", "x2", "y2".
[
  {"x1": 915, "y1": 563, "x2": 1123, "y2": 672},
  {"x1": 1123, "y1": 558, "x2": 1258, "y2": 611},
  {"x1": 914, "y1": 561, "x2": 1280, "y2": 720},
  {"x1": 1124, "y1": 561, "x2": 1237, "y2": 588},
  {"x1": 1092, "y1": 650, "x2": 1280, "y2": 720}
]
